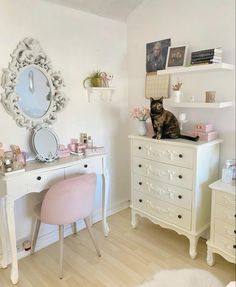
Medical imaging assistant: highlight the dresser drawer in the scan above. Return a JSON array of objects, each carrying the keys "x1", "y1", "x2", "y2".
[
  {"x1": 132, "y1": 157, "x2": 193, "y2": 190},
  {"x1": 214, "y1": 219, "x2": 236, "y2": 240},
  {"x1": 132, "y1": 192, "x2": 191, "y2": 230},
  {"x1": 28, "y1": 169, "x2": 64, "y2": 192},
  {"x1": 214, "y1": 233, "x2": 236, "y2": 258},
  {"x1": 215, "y1": 190, "x2": 236, "y2": 209},
  {"x1": 132, "y1": 174, "x2": 192, "y2": 210},
  {"x1": 132, "y1": 140, "x2": 193, "y2": 168},
  {"x1": 65, "y1": 159, "x2": 102, "y2": 178},
  {"x1": 214, "y1": 204, "x2": 236, "y2": 226}
]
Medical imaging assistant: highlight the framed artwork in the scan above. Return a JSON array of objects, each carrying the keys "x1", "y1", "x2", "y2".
[
  {"x1": 166, "y1": 46, "x2": 188, "y2": 68},
  {"x1": 146, "y1": 38, "x2": 171, "y2": 72}
]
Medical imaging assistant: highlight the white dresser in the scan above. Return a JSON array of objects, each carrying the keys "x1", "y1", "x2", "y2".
[
  {"x1": 129, "y1": 135, "x2": 222, "y2": 258},
  {"x1": 207, "y1": 180, "x2": 236, "y2": 265}
]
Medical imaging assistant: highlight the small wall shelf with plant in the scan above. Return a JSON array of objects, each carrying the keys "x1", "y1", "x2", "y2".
[{"x1": 83, "y1": 70, "x2": 115, "y2": 102}]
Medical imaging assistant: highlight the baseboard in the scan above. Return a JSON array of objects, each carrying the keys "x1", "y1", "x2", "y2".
[{"x1": 14, "y1": 199, "x2": 130, "y2": 262}]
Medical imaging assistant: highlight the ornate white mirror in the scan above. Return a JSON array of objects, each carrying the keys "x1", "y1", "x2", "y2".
[
  {"x1": 1, "y1": 37, "x2": 68, "y2": 129},
  {"x1": 32, "y1": 127, "x2": 59, "y2": 162}
]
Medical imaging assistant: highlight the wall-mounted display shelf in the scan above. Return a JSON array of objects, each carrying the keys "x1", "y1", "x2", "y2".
[
  {"x1": 163, "y1": 99, "x2": 233, "y2": 109},
  {"x1": 157, "y1": 63, "x2": 234, "y2": 75},
  {"x1": 85, "y1": 87, "x2": 116, "y2": 102}
]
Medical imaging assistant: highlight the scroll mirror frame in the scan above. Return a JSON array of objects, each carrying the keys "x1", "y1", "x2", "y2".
[{"x1": 1, "y1": 37, "x2": 68, "y2": 129}]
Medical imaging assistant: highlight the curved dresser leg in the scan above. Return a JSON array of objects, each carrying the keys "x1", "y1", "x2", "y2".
[
  {"x1": 189, "y1": 235, "x2": 199, "y2": 259},
  {"x1": 102, "y1": 161, "x2": 110, "y2": 237},
  {"x1": 0, "y1": 198, "x2": 8, "y2": 269},
  {"x1": 6, "y1": 197, "x2": 19, "y2": 284},
  {"x1": 207, "y1": 247, "x2": 216, "y2": 266},
  {"x1": 131, "y1": 210, "x2": 138, "y2": 228}
]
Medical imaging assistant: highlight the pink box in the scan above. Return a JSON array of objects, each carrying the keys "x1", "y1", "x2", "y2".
[
  {"x1": 194, "y1": 123, "x2": 214, "y2": 132},
  {"x1": 191, "y1": 131, "x2": 218, "y2": 141}
]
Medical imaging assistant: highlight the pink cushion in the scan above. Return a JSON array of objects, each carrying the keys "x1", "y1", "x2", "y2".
[{"x1": 39, "y1": 173, "x2": 97, "y2": 225}]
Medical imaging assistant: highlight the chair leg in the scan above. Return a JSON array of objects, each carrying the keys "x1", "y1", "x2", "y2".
[
  {"x1": 31, "y1": 218, "x2": 41, "y2": 254},
  {"x1": 84, "y1": 217, "x2": 101, "y2": 257},
  {"x1": 72, "y1": 222, "x2": 77, "y2": 234},
  {"x1": 59, "y1": 225, "x2": 64, "y2": 279}
]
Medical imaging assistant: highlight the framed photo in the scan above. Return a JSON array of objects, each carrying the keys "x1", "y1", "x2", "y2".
[
  {"x1": 146, "y1": 38, "x2": 171, "y2": 72},
  {"x1": 166, "y1": 46, "x2": 188, "y2": 68}
]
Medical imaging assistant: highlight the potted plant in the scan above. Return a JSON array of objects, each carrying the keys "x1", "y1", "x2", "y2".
[
  {"x1": 83, "y1": 70, "x2": 106, "y2": 88},
  {"x1": 171, "y1": 81, "x2": 183, "y2": 102}
]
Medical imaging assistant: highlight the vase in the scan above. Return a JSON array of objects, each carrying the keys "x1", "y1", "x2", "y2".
[
  {"x1": 138, "y1": 120, "x2": 147, "y2": 136},
  {"x1": 172, "y1": 90, "x2": 183, "y2": 102}
]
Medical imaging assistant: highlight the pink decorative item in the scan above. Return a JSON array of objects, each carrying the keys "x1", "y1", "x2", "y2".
[
  {"x1": 59, "y1": 144, "x2": 70, "y2": 158},
  {"x1": 190, "y1": 131, "x2": 218, "y2": 142},
  {"x1": 194, "y1": 123, "x2": 214, "y2": 133}
]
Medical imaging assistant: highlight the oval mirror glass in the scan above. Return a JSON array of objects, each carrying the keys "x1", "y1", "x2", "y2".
[
  {"x1": 32, "y1": 128, "x2": 59, "y2": 162},
  {"x1": 16, "y1": 66, "x2": 51, "y2": 118}
]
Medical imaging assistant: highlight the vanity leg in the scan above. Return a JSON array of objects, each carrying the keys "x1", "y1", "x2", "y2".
[
  {"x1": 207, "y1": 247, "x2": 216, "y2": 266},
  {"x1": 102, "y1": 160, "x2": 110, "y2": 237},
  {"x1": 131, "y1": 210, "x2": 138, "y2": 228},
  {"x1": 189, "y1": 235, "x2": 199, "y2": 259},
  {"x1": 0, "y1": 198, "x2": 8, "y2": 269},
  {"x1": 6, "y1": 197, "x2": 18, "y2": 284}
]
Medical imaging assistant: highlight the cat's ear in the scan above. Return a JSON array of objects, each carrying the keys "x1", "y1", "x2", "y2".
[
  {"x1": 159, "y1": 97, "x2": 164, "y2": 102},
  {"x1": 150, "y1": 97, "x2": 154, "y2": 102}
]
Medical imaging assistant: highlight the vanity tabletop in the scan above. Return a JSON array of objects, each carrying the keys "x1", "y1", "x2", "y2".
[{"x1": 0, "y1": 153, "x2": 106, "y2": 178}]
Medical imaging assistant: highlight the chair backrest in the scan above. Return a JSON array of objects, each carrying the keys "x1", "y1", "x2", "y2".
[{"x1": 40, "y1": 173, "x2": 97, "y2": 225}]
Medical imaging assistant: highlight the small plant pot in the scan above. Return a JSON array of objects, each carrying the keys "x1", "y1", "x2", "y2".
[
  {"x1": 91, "y1": 77, "x2": 104, "y2": 87},
  {"x1": 172, "y1": 91, "x2": 183, "y2": 102}
]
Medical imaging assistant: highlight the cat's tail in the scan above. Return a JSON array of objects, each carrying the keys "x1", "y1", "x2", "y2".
[{"x1": 179, "y1": 134, "x2": 199, "y2": 141}]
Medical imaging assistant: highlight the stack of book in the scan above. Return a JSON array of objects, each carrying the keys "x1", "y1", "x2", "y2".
[{"x1": 191, "y1": 48, "x2": 222, "y2": 65}]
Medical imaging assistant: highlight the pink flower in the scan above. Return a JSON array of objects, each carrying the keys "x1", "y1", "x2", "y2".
[{"x1": 130, "y1": 107, "x2": 150, "y2": 121}]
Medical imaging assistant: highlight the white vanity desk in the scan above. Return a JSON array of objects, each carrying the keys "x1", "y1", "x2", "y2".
[{"x1": 0, "y1": 153, "x2": 109, "y2": 284}]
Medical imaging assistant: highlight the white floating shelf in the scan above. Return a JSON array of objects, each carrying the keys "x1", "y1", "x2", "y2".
[
  {"x1": 163, "y1": 99, "x2": 233, "y2": 108},
  {"x1": 157, "y1": 63, "x2": 234, "y2": 75},
  {"x1": 85, "y1": 87, "x2": 116, "y2": 102}
]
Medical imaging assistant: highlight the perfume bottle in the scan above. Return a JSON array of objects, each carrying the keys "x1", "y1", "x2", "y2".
[{"x1": 222, "y1": 160, "x2": 233, "y2": 184}]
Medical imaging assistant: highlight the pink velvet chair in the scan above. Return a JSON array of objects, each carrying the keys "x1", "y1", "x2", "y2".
[{"x1": 31, "y1": 173, "x2": 101, "y2": 279}]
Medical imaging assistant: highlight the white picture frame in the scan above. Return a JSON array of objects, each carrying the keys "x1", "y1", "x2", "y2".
[{"x1": 166, "y1": 45, "x2": 188, "y2": 69}]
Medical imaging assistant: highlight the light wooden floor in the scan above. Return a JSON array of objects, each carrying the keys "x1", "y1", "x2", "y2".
[{"x1": 0, "y1": 208, "x2": 235, "y2": 287}]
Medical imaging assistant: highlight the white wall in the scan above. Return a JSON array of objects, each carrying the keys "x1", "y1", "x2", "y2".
[
  {"x1": 0, "y1": 0, "x2": 129, "y2": 246},
  {"x1": 127, "y1": 0, "x2": 235, "y2": 167}
]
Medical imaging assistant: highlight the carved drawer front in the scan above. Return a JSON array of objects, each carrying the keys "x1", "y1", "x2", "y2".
[
  {"x1": 133, "y1": 193, "x2": 191, "y2": 230},
  {"x1": 215, "y1": 190, "x2": 235, "y2": 209},
  {"x1": 214, "y1": 219, "x2": 236, "y2": 240},
  {"x1": 214, "y1": 204, "x2": 235, "y2": 226},
  {"x1": 133, "y1": 157, "x2": 193, "y2": 190},
  {"x1": 28, "y1": 169, "x2": 64, "y2": 193},
  {"x1": 132, "y1": 140, "x2": 193, "y2": 168},
  {"x1": 132, "y1": 174, "x2": 192, "y2": 210},
  {"x1": 65, "y1": 159, "x2": 102, "y2": 179},
  {"x1": 214, "y1": 233, "x2": 236, "y2": 258}
]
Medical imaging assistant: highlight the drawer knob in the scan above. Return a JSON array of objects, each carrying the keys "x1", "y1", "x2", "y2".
[
  {"x1": 138, "y1": 164, "x2": 142, "y2": 168},
  {"x1": 139, "y1": 182, "x2": 142, "y2": 185},
  {"x1": 178, "y1": 195, "x2": 182, "y2": 199},
  {"x1": 138, "y1": 146, "x2": 142, "y2": 150},
  {"x1": 235, "y1": 215, "x2": 236, "y2": 218},
  {"x1": 84, "y1": 164, "x2": 88, "y2": 168},
  {"x1": 178, "y1": 214, "x2": 182, "y2": 219},
  {"x1": 139, "y1": 199, "x2": 143, "y2": 203},
  {"x1": 234, "y1": 230, "x2": 236, "y2": 234},
  {"x1": 37, "y1": 176, "x2": 41, "y2": 181},
  {"x1": 233, "y1": 245, "x2": 236, "y2": 249},
  {"x1": 178, "y1": 175, "x2": 183, "y2": 179},
  {"x1": 178, "y1": 154, "x2": 183, "y2": 158}
]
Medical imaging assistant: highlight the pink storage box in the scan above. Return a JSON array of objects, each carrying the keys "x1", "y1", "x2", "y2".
[
  {"x1": 190, "y1": 131, "x2": 218, "y2": 141},
  {"x1": 194, "y1": 123, "x2": 214, "y2": 132}
]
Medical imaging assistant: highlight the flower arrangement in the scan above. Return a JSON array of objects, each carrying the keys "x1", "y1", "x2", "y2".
[
  {"x1": 130, "y1": 107, "x2": 150, "y2": 121},
  {"x1": 172, "y1": 81, "x2": 182, "y2": 91}
]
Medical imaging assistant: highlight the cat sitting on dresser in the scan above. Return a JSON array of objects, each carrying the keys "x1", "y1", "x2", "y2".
[{"x1": 150, "y1": 97, "x2": 199, "y2": 141}]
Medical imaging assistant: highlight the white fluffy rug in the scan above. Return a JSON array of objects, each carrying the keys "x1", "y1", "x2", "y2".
[{"x1": 138, "y1": 269, "x2": 224, "y2": 287}]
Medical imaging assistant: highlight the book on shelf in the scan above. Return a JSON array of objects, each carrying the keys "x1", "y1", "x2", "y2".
[
  {"x1": 191, "y1": 59, "x2": 222, "y2": 65},
  {"x1": 191, "y1": 48, "x2": 222, "y2": 56},
  {"x1": 191, "y1": 54, "x2": 222, "y2": 61}
]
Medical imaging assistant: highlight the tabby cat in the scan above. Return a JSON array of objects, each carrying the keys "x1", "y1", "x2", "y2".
[{"x1": 150, "y1": 97, "x2": 199, "y2": 141}]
